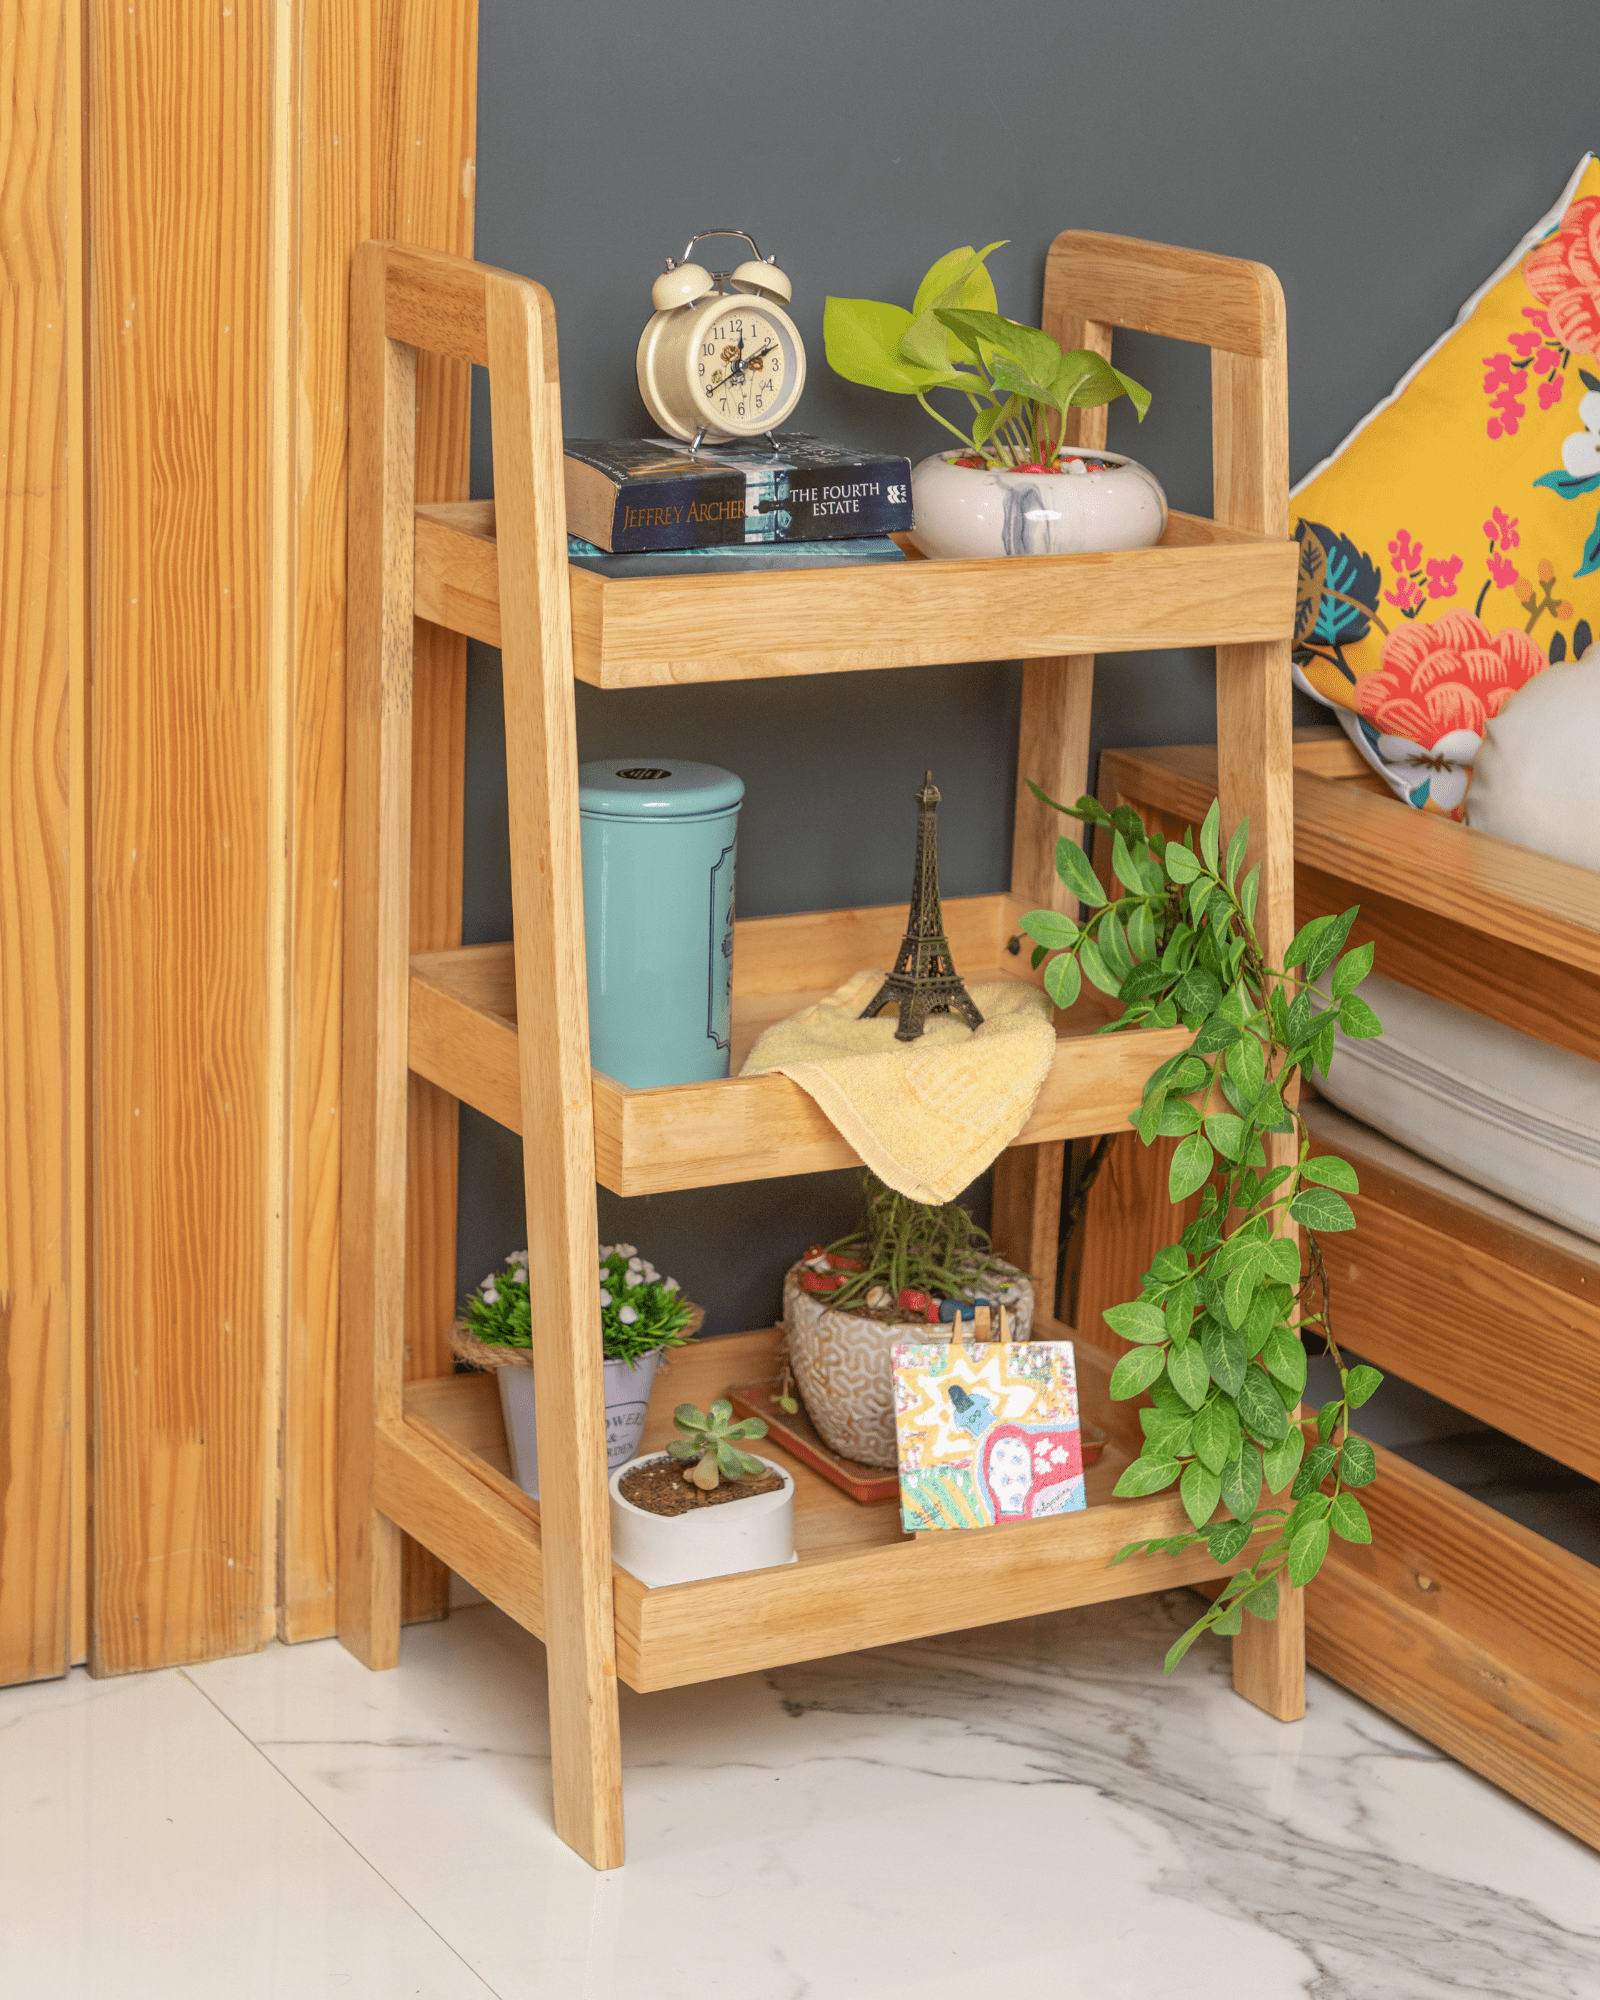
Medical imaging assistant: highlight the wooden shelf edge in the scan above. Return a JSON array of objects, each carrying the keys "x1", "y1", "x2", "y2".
[
  {"x1": 1104, "y1": 742, "x2": 1600, "y2": 977},
  {"x1": 409, "y1": 906, "x2": 1191, "y2": 1191},
  {"x1": 415, "y1": 499, "x2": 1296, "y2": 684}
]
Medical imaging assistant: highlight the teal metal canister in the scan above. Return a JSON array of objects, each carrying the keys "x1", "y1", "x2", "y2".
[{"x1": 578, "y1": 759, "x2": 745, "y2": 1088}]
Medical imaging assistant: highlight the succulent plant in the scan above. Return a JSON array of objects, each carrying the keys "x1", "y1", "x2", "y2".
[{"x1": 667, "y1": 1399, "x2": 769, "y2": 1491}]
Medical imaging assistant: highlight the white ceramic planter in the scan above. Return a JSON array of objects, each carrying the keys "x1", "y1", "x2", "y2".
[
  {"x1": 608, "y1": 1453, "x2": 797, "y2": 1587},
  {"x1": 910, "y1": 448, "x2": 1167, "y2": 559},
  {"x1": 784, "y1": 1263, "x2": 1034, "y2": 1468},
  {"x1": 498, "y1": 1348, "x2": 663, "y2": 1500}
]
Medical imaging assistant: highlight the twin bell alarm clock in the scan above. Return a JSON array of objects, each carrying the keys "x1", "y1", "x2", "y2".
[{"x1": 637, "y1": 228, "x2": 806, "y2": 444}]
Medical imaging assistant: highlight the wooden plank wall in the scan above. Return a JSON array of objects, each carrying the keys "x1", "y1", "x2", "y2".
[
  {"x1": 284, "y1": 1, "x2": 477, "y2": 1645},
  {"x1": 80, "y1": 1, "x2": 476, "y2": 1673},
  {"x1": 0, "y1": 0, "x2": 85, "y2": 1685}
]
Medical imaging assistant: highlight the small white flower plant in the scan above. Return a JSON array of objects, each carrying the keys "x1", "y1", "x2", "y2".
[{"x1": 461, "y1": 1244, "x2": 698, "y2": 1368}]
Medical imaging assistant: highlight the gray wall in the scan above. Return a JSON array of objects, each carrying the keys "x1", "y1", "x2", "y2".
[{"x1": 457, "y1": 0, "x2": 1598, "y2": 1327}]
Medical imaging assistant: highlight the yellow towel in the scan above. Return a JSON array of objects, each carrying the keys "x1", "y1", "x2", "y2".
[{"x1": 741, "y1": 969, "x2": 1058, "y2": 1204}]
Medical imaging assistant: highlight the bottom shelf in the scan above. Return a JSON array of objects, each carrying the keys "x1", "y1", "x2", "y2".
[{"x1": 386, "y1": 1325, "x2": 1250, "y2": 1692}]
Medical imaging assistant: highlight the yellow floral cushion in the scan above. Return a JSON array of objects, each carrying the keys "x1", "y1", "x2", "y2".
[{"x1": 1293, "y1": 153, "x2": 1600, "y2": 815}]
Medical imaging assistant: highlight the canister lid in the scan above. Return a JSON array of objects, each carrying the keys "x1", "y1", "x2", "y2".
[{"x1": 578, "y1": 758, "x2": 744, "y2": 821}]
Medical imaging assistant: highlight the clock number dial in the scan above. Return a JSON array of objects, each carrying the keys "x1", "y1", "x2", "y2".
[{"x1": 694, "y1": 310, "x2": 786, "y2": 426}]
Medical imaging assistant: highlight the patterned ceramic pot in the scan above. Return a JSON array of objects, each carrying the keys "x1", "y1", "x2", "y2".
[
  {"x1": 783, "y1": 1262, "x2": 1034, "y2": 1468},
  {"x1": 910, "y1": 449, "x2": 1166, "y2": 560}
]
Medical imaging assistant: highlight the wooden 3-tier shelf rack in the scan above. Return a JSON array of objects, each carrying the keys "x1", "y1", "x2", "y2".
[{"x1": 341, "y1": 233, "x2": 1304, "y2": 1868}]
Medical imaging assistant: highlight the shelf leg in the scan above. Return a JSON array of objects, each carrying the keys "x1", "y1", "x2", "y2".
[
  {"x1": 338, "y1": 244, "x2": 418, "y2": 1673},
  {"x1": 487, "y1": 272, "x2": 624, "y2": 1869},
  {"x1": 1233, "y1": 1581, "x2": 1306, "y2": 1720}
]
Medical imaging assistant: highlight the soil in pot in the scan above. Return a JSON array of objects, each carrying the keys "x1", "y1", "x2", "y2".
[{"x1": 617, "y1": 1457, "x2": 785, "y2": 1516}]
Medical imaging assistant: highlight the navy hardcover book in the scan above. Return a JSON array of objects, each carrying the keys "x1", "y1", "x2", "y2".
[{"x1": 563, "y1": 433, "x2": 914, "y2": 553}]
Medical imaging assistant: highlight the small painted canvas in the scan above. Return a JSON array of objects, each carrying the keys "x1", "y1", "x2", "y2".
[{"x1": 892, "y1": 1337, "x2": 1086, "y2": 1532}]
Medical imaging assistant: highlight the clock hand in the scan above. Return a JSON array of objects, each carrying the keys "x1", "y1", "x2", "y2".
[{"x1": 705, "y1": 342, "x2": 779, "y2": 396}]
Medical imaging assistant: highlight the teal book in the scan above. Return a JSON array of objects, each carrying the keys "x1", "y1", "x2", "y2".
[
  {"x1": 563, "y1": 432, "x2": 914, "y2": 553},
  {"x1": 566, "y1": 534, "x2": 907, "y2": 577}
]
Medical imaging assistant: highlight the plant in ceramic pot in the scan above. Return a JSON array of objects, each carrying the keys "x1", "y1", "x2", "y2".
[
  {"x1": 609, "y1": 1399, "x2": 796, "y2": 1587},
  {"x1": 783, "y1": 1172, "x2": 1033, "y2": 1468},
  {"x1": 824, "y1": 242, "x2": 1163, "y2": 559},
  {"x1": 1019, "y1": 786, "x2": 1386, "y2": 1672},
  {"x1": 452, "y1": 1243, "x2": 701, "y2": 1499}
]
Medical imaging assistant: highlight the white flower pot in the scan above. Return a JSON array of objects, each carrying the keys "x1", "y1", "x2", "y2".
[
  {"x1": 910, "y1": 448, "x2": 1167, "y2": 560},
  {"x1": 784, "y1": 1263, "x2": 1034, "y2": 1468},
  {"x1": 498, "y1": 1348, "x2": 663, "y2": 1501},
  {"x1": 608, "y1": 1453, "x2": 797, "y2": 1587}
]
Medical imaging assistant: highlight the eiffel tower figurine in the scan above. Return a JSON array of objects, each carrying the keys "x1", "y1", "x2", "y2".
[{"x1": 859, "y1": 770, "x2": 984, "y2": 1041}]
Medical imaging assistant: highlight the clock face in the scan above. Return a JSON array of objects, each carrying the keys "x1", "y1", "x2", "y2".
[{"x1": 692, "y1": 305, "x2": 798, "y2": 432}]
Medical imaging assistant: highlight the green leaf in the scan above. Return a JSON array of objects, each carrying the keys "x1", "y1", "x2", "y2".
[
  {"x1": 1289, "y1": 1187, "x2": 1356, "y2": 1233},
  {"x1": 1191, "y1": 1398, "x2": 1234, "y2": 1474},
  {"x1": 1140, "y1": 1406, "x2": 1193, "y2": 1449},
  {"x1": 1199, "y1": 800, "x2": 1221, "y2": 872},
  {"x1": 1109, "y1": 1345, "x2": 1168, "y2": 1398},
  {"x1": 1287, "y1": 1517, "x2": 1330, "y2": 1587},
  {"x1": 1019, "y1": 909, "x2": 1080, "y2": 949},
  {"x1": 1221, "y1": 1246, "x2": 1266, "y2": 1330},
  {"x1": 1236, "y1": 1365, "x2": 1290, "y2": 1441},
  {"x1": 1201, "y1": 1316, "x2": 1248, "y2": 1396},
  {"x1": 1054, "y1": 833, "x2": 1106, "y2": 908},
  {"x1": 1224, "y1": 817, "x2": 1249, "y2": 889},
  {"x1": 1167, "y1": 1342, "x2": 1210, "y2": 1410},
  {"x1": 1149, "y1": 1244, "x2": 1189, "y2": 1281},
  {"x1": 1283, "y1": 913, "x2": 1331, "y2": 971},
  {"x1": 1225, "y1": 1033, "x2": 1266, "y2": 1104},
  {"x1": 1188, "y1": 878, "x2": 1215, "y2": 924},
  {"x1": 1111, "y1": 829, "x2": 1145, "y2": 893},
  {"x1": 1240, "y1": 862, "x2": 1260, "y2": 926},
  {"x1": 1331, "y1": 940, "x2": 1375, "y2": 1001},
  {"x1": 1078, "y1": 934, "x2": 1121, "y2": 997},
  {"x1": 665, "y1": 1438, "x2": 698, "y2": 1459},
  {"x1": 1344, "y1": 1364, "x2": 1383, "y2": 1409},
  {"x1": 1339, "y1": 1435, "x2": 1377, "y2": 1487},
  {"x1": 1291, "y1": 1440, "x2": 1338, "y2": 1499},
  {"x1": 1180, "y1": 1459, "x2": 1221, "y2": 1528},
  {"x1": 1169, "y1": 1132, "x2": 1215, "y2": 1203},
  {"x1": 1164, "y1": 1279, "x2": 1197, "y2": 1345},
  {"x1": 1206, "y1": 1518, "x2": 1253, "y2": 1564},
  {"x1": 908, "y1": 241, "x2": 1006, "y2": 358},
  {"x1": 1300, "y1": 1154, "x2": 1359, "y2": 1194},
  {"x1": 823, "y1": 296, "x2": 968, "y2": 395},
  {"x1": 1163, "y1": 1621, "x2": 1210, "y2": 1676},
  {"x1": 1103, "y1": 1299, "x2": 1169, "y2": 1345},
  {"x1": 1339, "y1": 994, "x2": 1384, "y2": 1040},
  {"x1": 1262, "y1": 1326, "x2": 1307, "y2": 1396},
  {"x1": 1158, "y1": 1097, "x2": 1203, "y2": 1138},
  {"x1": 1220, "y1": 1441, "x2": 1263, "y2": 1520},
  {"x1": 1044, "y1": 951, "x2": 1082, "y2": 1010},
  {"x1": 1165, "y1": 842, "x2": 1200, "y2": 884},
  {"x1": 1099, "y1": 915, "x2": 1134, "y2": 980},
  {"x1": 1305, "y1": 906, "x2": 1360, "y2": 980},
  {"x1": 1316, "y1": 1398, "x2": 1343, "y2": 1444},
  {"x1": 1244, "y1": 1574, "x2": 1280, "y2": 1621},
  {"x1": 1126, "y1": 900, "x2": 1157, "y2": 963},
  {"x1": 1113, "y1": 1456, "x2": 1182, "y2": 1498},
  {"x1": 1205, "y1": 1111, "x2": 1247, "y2": 1163},
  {"x1": 1312, "y1": 1018, "x2": 1338, "y2": 1077},
  {"x1": 1174, "y1": 969, "x2": 1222, "y2": 1017},
  {"x1": 1329, "y1": 1492, "x2": 1372, "y2": 1543},
  {"x1": 1262, "y1": 1237, "x2": 1303, "y2": 1285}
]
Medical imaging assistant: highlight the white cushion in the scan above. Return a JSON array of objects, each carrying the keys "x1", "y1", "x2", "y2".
[
  {"x1": 1465, "y1": 648, "x2": 1600, "y2": 869},
  {"x1": 1315, "y1": 970, "x2": 1600, "y2": 1245}
]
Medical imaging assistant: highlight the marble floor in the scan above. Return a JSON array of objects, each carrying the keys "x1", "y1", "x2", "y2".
[{"x1": 3, "y1": 1593, "x2": 1599, "y2": 2000}]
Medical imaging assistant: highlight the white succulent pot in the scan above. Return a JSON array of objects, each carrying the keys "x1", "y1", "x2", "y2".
[
  {"x1": 498, "y1": 1348, "x2": 663, "y2": 1501},
  {"x1": 910, "y1": 448, "x2": 1167, "y2": 560},
  {"x1": 608, "y1": 1453, "x2": 797, "y2": 1587},
  {"x1": 783, "y1": 1263, "x2": 1034, "y2": 1469}
]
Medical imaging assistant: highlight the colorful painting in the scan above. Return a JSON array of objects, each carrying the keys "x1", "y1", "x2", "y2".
[{"x1": 892, "y1": 1339, "x2": 1086, "y2": 1532}]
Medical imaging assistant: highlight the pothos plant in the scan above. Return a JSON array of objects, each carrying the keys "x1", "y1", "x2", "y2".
[
  {"x1": 1020, "y1": 788, "x2": 1386, "y2": 1674},
  {"x1": 824, "y1": 242, "x2": 1150, "y2": 470}
]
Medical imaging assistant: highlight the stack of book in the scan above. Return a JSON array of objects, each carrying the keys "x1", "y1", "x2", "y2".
[{"x1": 563, "y1": 433, "x2": 915, "y2": 575}]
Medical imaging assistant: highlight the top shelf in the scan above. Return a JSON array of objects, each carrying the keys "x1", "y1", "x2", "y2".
[{"x1": 414, "y1": 499, "x2": 1297, "y2": 688}]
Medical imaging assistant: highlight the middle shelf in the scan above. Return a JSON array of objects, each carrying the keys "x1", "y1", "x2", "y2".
[{"x1": 408, "y1": 891, "x2": 1192, "y2": 1194}]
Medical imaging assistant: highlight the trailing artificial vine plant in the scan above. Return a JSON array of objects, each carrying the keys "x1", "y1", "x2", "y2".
[{"x1": 1020, "y1": 787, "x2": 1385, "y2": 1674}]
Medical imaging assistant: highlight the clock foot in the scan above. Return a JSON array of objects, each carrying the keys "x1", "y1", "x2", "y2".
[
  {"x1": 689, "y1": 426, "x2": 707, "y2": 457},
  {"x1": 764, "y1": 431, "x2": 781, "y2": 453}
]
